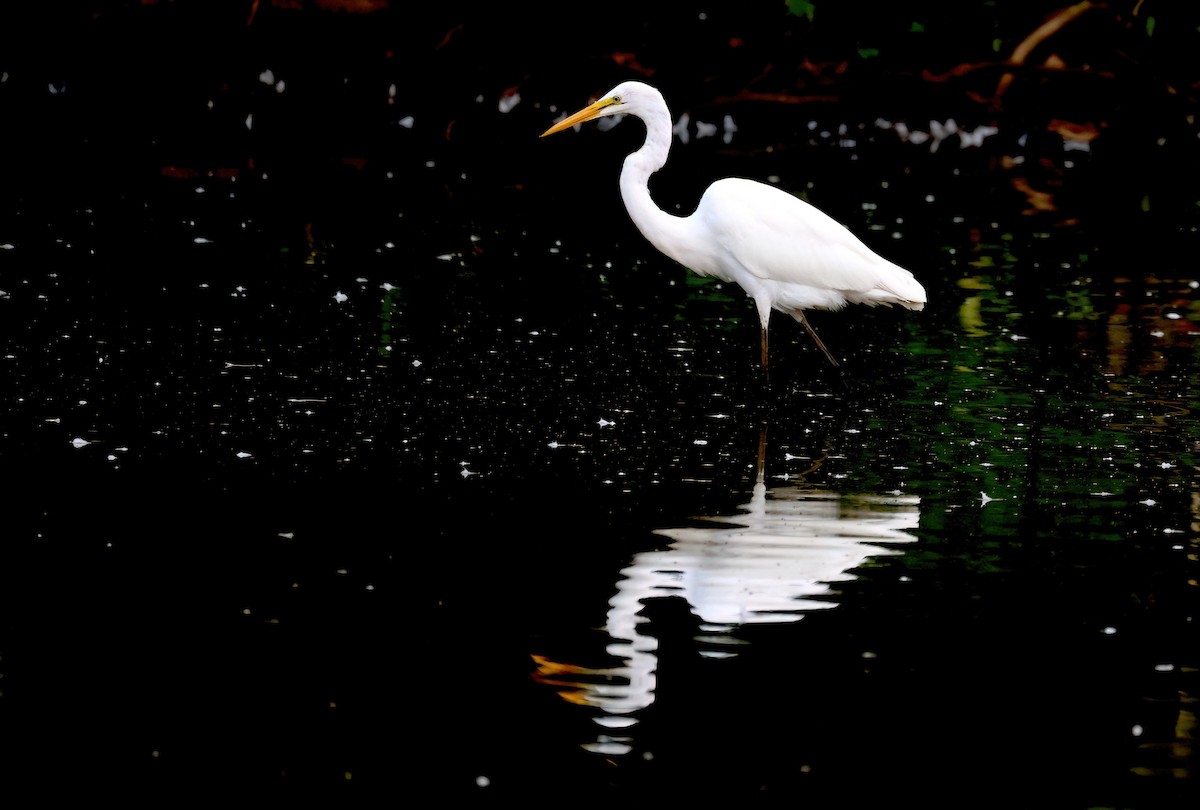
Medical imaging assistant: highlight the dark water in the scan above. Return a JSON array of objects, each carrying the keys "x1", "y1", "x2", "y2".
[{"x1": 3, "y1": 8, "x2": 1200, "y2": 807}]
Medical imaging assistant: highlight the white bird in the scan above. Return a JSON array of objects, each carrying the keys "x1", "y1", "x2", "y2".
[{"x1": 541, "y1": 81, "x2": 927, "y2": 367}]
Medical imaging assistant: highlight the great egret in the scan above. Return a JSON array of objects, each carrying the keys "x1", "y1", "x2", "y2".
[{"x1": 541, "y1": 81, "x2": 927, "y2": 367}]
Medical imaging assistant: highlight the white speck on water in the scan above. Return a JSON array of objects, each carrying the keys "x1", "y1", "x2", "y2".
[
  {"x1": 582, "y1": 739, "x2": 634, "y2": 756},
  {"x1": 278, "y1": 532, "x2": 294, "y2": 540},
  {"x1": 236, "y1": 451, "x2": 252, "y2": 459},
  {"x1": 673, "y1": 113, "x2": 690, "y2": 143},
  {"x1": 476, "y1": 775, "x2": 490, "y2": 788},
  {"x1": 399, "y1": 116, "x2": 414, "y2": 129},
  {"x1": 1139, "y1": 499, "x2": 1157, "y2": 506},
  {"x1": 245, "y1": 113, "x2": 253, "y2": 130},
  {"x1": 1132, "y1": 724, "x2": 1143, "y2": 737},
  {"x1": 71, "y1": 437, "x2": 90, "y2": 448},
  {"x1": 1154, "y1": 663, "x2": 1175, "y2": 672},
  {"x1": 693, "y1": 439, "x2": 708, "y2": 446},
  {"x1": 411, "y1": 359, "x2": 422, "y2": 368},
  {"x1": 498, "y1": 90, "x2": 520, "y2": 113},
  {"x1": 1103, "y1": 626, "x2": 1117, "y2": 635},
  {"x1": 333, "y1": 291, "x2": 348, "y2": 303},
  {"x1": 598, "y1": 417, "x2": 615, "y2": 427},
  {"x1": 194, "y1": 237, "x2": 212, "y2": 244},
  {"x1": 259, "y1": 69, "x2": 275, "y2": 85}
]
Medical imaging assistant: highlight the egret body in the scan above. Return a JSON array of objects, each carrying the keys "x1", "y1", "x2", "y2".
[{"x1": 541, "y1": 81, "x2": 926, "y2": 367}]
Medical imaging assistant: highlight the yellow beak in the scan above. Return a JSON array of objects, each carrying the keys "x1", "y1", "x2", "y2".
[{"x1": 540, "y1": 96, "x2": 620, "y2": 137}]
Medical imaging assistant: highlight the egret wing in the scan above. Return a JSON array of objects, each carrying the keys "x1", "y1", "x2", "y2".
[{"x1": 699, "y1": 178, "x2": 906, "y2": 294}]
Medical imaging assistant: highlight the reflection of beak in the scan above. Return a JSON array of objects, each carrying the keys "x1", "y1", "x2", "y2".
[{"x1": 540, "y1": 96, "x2": 619, "y2": 137}]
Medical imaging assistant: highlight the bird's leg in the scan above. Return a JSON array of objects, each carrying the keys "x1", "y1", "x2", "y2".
[
  {"x1": 795, "y1": 311, "x2": 839, "y2": 367},
  {"x1": 752, "y1": 322, "x2": 773, "y2": 409},
  {"x1": 756, "y1": 425, "x2": 768, "y2": 485}
]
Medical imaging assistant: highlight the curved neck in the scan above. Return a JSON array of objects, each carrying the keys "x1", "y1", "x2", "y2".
[{"x1": 618, "y1": 111, "x2": 691, "y2": 264}]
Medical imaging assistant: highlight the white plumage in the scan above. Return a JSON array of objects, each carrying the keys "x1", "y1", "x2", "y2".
[{"x1": 542, "y1": 80, "x2": 926, "y2": 367}]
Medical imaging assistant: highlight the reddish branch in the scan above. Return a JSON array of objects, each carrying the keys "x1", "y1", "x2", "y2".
[{"x1": 994, "y1": 1, "x2": 1102, "y2": 108}]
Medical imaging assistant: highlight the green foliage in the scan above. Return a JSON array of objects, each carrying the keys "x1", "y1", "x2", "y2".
[{"x1": 786, "y1": 0, "x2": 816, "y2": 22}]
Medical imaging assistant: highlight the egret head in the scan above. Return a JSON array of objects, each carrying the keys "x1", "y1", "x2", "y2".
[{"x1": 540, "y1": 81, "x2": 661, "y2": 137}]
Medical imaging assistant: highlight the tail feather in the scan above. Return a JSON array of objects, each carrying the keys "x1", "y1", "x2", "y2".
[{"x1": 846, "y1": 288, "x2": 926, "y2": 310}]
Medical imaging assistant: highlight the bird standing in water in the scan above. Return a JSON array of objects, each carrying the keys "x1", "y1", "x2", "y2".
[{"x1": 541, "y1": 81, "x2": 926, "y2": 367}]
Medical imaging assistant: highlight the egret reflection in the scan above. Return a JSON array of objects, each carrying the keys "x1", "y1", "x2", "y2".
[{"x1": 532, "y1": 431, "x2": 920, "y2": 756}]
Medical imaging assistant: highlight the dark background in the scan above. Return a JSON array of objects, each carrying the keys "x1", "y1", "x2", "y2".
[
  {"x1": 3, "y1": 1, "x2": 1198, "y2": 257},
  {"x1": 2, "y1": 2, "x2": 1199, "y2": 805}
]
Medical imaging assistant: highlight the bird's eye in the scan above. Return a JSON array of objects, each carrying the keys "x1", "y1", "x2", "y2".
[{"x1": 612, "y1": 96, "x2": 621, "y2": 103}]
